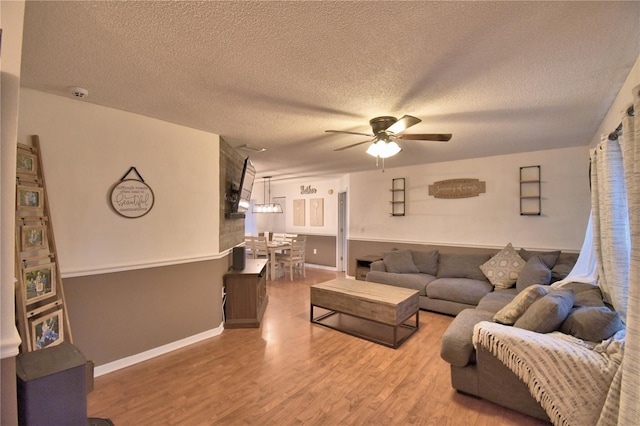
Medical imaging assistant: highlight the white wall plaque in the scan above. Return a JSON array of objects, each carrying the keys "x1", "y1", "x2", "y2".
[{"x1": 110, "y1": 178, "x2": 155, "y2": 218}]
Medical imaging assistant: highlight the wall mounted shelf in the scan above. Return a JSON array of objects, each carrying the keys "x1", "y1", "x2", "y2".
[
  {"x1": 390, "y1": 178, "x2": 405, "y2": 216},
  {"x1": 520, "y1": 166, "x2": 541, "y2": 215}
]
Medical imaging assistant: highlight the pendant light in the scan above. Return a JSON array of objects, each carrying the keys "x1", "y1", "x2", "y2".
[{"x1": 252, "y1": 176, "x2": 283, "y2": 213}]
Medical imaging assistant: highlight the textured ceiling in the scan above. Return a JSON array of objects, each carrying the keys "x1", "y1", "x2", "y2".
[{"x1": 20, "y1": 1, "x2": 640, "y2": 180}]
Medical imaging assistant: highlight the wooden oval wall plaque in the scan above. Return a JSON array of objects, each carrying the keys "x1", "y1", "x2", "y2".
[
  {"x1": 428, "y1": 178, "x2": 486, "y2": 199},
  {"x1": 110, "y1": 179, "x2": 155, "y2": 218}
]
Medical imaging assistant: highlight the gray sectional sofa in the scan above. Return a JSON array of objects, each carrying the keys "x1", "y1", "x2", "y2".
[
  {"x1": 366, "y1": 245, "x2": 624, "y2": 420},
  {"x1": 366, "y1": 247, "x2": 577, "y2": 316},
  {"x1": 440, "y1": 280, "x2": 623, "y2": 420}
]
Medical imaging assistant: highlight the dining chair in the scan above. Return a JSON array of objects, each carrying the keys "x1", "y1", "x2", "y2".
[
  {"x1": 244, "y1": 235, "x2": 256, "y2": 259},
  {"x1": 254, "y1": 236, "x2": 280, "y2": 279},
  {"x1": 253, "y1": 236, "x2": 269, "y2": 259},
  {"x1": 277, "y1": 237, "x2": 306, "y2": 281},
  {"x1": 284, "y1": 233, "x2": 298, "y2": 243},
  {"x1": 272, "y1": 232, "x2": 286, "y2": 243}
]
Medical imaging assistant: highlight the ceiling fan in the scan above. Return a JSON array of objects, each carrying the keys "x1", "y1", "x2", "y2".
[{"x1": 326, "y1": 115, "x2": 452, "y2": 156}]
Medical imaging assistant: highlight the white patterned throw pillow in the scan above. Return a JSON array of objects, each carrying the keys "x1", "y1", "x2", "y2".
[{"x1": 480, "y1": 243, "x2": 526, "y2": 289}]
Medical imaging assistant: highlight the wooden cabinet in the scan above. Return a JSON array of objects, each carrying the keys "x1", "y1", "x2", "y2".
[
  {"x1": 355, "y1": 255, "x2": 382, "y2": 281},
  {"x1": 223, "y1": 260, "x2": 268, "y2": 328}
]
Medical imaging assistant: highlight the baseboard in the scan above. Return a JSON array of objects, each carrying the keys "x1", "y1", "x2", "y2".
[
  {"x1": 94, "y1": 325, "x2": 224, "y2": 377},
  {"x1": 305, "y1": 263, "x2": 338, "y2": 271}
]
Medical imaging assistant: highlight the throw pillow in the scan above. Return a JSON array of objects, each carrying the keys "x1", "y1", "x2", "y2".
[
  {"x1": 436, "y1": 253, "x2": 492, "y2": 281},
  {"x1": 560, "y1": 306, "x2": 624, "y2": 342},
  {"x1": 493, "y1": 284, "x2": 550, "y2": 325},
  {"x1": 514, "y1": 289, "x2": 574, "y2": 333},
  {"x1": 382, "y1": 249, "x2": 419, "y2": 274},
  {"x1": 515, "y1": 255, "x2": 552, "y2": 292},
  {"x1": 551, "y1": 254, "x2": 578, "y2": 282},
  {"x1": 518, "y1": 248, "x2": 561, "y2": 269},
  {"x1": 411, "y1": 250, "x2": 439, "y2": 275},
  {"x1": 552, "y1": 282, "x2": 605, "y2": 307},
  {"x1": 479, "y1": 243, "x2": 526, "y2": 289}
]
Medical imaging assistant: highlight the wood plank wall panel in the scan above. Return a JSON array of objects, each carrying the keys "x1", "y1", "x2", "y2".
[{"x1": 219, "y1": 137, "x2": 245, "y2": 251}]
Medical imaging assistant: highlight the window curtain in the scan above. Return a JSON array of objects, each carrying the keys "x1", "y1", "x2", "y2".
[
  {"x1": 597, "y1": 85, "x2": 640, "y2": 425},
  {"x1": 616, "y1": 86, "x2": 640, "y2": 425},
  {"x1": 590, "y1": 135, "x2": 630, "y2": 320}
]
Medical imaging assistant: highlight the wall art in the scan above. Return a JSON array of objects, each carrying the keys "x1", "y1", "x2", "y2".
[
  {"x1": 310, "y1": 198, "x2": 324, "y2": 226},
  {"x1": 109, "y1": 167, "x2": 155, "y2": 218},
  {"x1": 293, "y1": 199, "x2": 305, "y2": 226},
  {"x1": 428, "y1": 178, "x2": 486, "y2": 199}
]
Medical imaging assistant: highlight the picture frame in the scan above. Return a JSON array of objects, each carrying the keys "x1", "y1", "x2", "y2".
[
  {"x1": 21, "y1": 225, "x2": 48, "y2": 252},
  {"x1": 310, "y1": 198, "x2": 324, "y2": 227},
  {"x1": 16, "y1": 186, "x2": 44, "y2": 211},
  {"x1": 17, "y1": 151, "x2": 38, "y2": 176},
  {"x1": 23, "y1": 262, "x2": 56, "y2": 305},
  {"x1": 293, "y1": 199, "x2": 305, "y2": 226},
  {"x1": 30, "y1": 309, "x2": 64, "y2": 350}
]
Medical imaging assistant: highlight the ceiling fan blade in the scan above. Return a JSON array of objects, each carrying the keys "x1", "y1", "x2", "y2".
[
  {"x1": 385, "y1": 115, "x2": 421, "y2": 135},
  {"x1": 325, "y1": 130, "x2": 374, "y2": 137},
  {"x1": 334, "y1": 140, "x2": 373, "y2": 151},
  {"x1": 397, "y1": 133, "x2": 452, "y2": 142}
]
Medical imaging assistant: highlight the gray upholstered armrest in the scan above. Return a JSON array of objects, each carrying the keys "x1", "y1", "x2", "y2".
[
  {"x1": 440, "y1": 308, "x2": 495, "y2": 367},
  {"x1": 369, "y1": 260, "x2": 386, "y2": 272}
]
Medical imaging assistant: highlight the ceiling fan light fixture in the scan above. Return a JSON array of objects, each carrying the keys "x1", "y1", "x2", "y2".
[{"x1": 366, "y1": 140, "x2": 401, "y2": 159}]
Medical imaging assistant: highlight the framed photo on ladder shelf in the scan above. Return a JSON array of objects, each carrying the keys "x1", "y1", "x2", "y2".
[
  {"x1": 16, "y1": 185, "x2": 44, "y2": 211},
  {"x1": 22, "y1": 262, "x2": 56, "y2": 305},
  {"x1": 20, "y1": 225, "x2": 48, "y2": 252},
  {"x1": 30, "y1": 309, "x2": 64, "y2": 350}
]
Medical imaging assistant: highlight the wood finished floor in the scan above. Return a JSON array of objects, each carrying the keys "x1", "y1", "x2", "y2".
[{"x1": 88, "y1": 268, "x2": 548, "y2": 425}]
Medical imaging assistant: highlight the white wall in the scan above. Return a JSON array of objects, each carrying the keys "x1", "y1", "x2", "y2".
[
  {"x1": 348, "y1": 146, "x2": 591, "y2": 251},
  {"x1": 18, "y1": 89, "x2": 221, "y2": 276},
  {"x1": 253, "y1": 177, "x2": 341, "y2": 236}
]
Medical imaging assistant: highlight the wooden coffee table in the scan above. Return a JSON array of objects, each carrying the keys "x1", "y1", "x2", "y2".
[{"x1": 310, "y1": 278, "x2": 419, "y2": 348}]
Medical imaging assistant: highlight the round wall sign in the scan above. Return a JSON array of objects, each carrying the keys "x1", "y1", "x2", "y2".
[{"x1": 110, "y1": 179, "x2": 155, "y2": 218}]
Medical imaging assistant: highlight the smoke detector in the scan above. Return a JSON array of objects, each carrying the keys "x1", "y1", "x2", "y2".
[{"x1": 69, "y1": 86, "x2": 89, "y2": 99}]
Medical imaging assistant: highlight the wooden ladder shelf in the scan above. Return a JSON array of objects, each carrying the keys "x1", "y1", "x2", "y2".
[{"x1": 15, "y1": 135, "x2": 73, "y2": 352}]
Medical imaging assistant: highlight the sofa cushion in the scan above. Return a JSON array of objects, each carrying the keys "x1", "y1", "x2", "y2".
[
  {"x1": 514, "y1": 289, "x2": 574, "y2": 333},
  {"x1": 551, "y1": 281, "x2": 605, "y2": 307},
  {"x1": 382, "y1": 249, "x2": 419, "y2": 274},
  {"x1": 515, "y1": 255, "x2": 552, "y2": 292},
  {"x1": 518, "y1": 248, "x2": 561, "y2": 269},
  {"x1": 369, "y1": 260, "x2": 386, "y2": 272},
  {"x1": 551, "y1": 253, "x2": 579, "y2": 282},
  {"x1": 479, "y1": 243, "x2": 526, "y2": 289},
  {"x1": 411, "y1": 250, "x2": 439, "y2": 275},
  {"x1": 477, "y1": 290, "x2": 517, "y2": 313},
  {"x1": 560, "y1": 306, "x2": 624, "y2": 342},
  {"x1": 365, "y1": 271, "x2": 434, "y2": 296},
  {"x1": 426, "y1": 278, "x2": 494, "y2": 306},
  {"x1": 437, "y1": 253, "x2": 492, "y2": 281},
  {"x1": 493, "y1": 284, "x2": 550, "y2": 325},
  {"x1": 440, "y1": 308, "x2": 496, "y2": 367}
]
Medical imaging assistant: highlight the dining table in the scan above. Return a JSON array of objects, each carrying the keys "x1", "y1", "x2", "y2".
[{"x1": 266, "y1": 240, "x2": 291, "y2": 280}]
